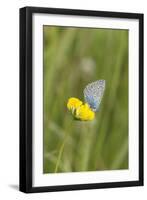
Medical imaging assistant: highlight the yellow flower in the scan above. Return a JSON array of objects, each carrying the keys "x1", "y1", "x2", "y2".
[
  {"x1": 67, "y1": 97, "x2": 95, "y2": 121},
  {"x1": 75, "y1": 103, "x2": 95, "y2": 121},
  {"x1": 67, "y1": 97, "x2": 83, "y2": 113}
]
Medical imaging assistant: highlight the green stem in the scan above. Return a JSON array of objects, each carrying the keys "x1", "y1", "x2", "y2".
[{"x1": 54, "y1": 130, "x2": 69, "y2": 173}]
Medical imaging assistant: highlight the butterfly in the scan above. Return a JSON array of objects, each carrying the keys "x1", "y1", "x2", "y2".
[
  {"x1": 67, "y1": 80, "x2": 105, "y2": 121},
  {"x1": 84, "y1": 80, "x2": 105, "y2": 112}
]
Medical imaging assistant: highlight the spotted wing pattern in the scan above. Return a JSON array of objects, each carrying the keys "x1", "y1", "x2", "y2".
[{"x1": 83, "y1": 80, "x2": 105, "y2": 112}]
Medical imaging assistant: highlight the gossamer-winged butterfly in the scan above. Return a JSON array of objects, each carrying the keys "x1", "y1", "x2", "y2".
[{"x1": 84, "y1": 80, "x2": 105, "y2": 112}]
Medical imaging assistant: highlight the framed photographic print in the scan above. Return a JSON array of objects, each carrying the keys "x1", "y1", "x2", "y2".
[{"x1": 19, "y1": 6, "x2": 144, "y2": 193}]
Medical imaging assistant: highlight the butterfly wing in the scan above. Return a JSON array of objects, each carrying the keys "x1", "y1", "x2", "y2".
[{"x1": 83, "y1": 80, "x2": 105, "y2": 112}]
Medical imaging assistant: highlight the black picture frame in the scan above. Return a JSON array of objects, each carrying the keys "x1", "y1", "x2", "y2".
[{"x1": 19, "y1": 6, "x2": 144, "y2": 193}]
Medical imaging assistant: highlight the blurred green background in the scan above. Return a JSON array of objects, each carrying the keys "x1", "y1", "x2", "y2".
[{"x1": 43, "y1": 26, "x2": 128, "y2": 173}]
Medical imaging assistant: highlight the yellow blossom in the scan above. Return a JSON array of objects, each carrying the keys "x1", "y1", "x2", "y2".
[
  {"x1": 67, "y1": 97, "x2": 83, "y2": 113},
  {"x1": 75, "y1": 103, "x2": 95, "y2": 121}
]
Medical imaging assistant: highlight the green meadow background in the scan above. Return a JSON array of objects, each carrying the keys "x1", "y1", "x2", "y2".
[{"x1": 43, "y1": 26, "x2": 128, "y2": 173}]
